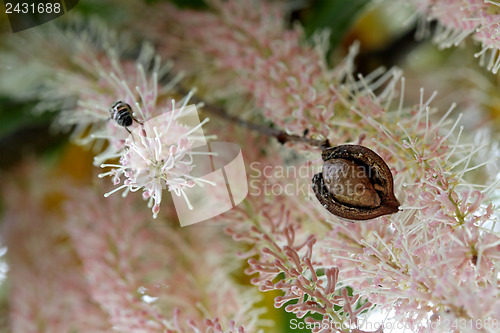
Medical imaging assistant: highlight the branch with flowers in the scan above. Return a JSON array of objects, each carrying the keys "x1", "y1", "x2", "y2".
[{"x1": 0, "y1": 0, "x2": 500, "y2": 332}]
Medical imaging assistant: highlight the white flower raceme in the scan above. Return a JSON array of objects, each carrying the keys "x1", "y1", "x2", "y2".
[
  {"x1": 2, "y1": 23, "x2": 186, "y2": 165},
  {"x1": 76, "y1": 44, "x2": 182, "y2": 166},
  {"x1": 2, "y1": 19, "x2": 219, "y2": 219},
  {"x1": 100, "y1": 102, "x2": 214, "y2": 218}
]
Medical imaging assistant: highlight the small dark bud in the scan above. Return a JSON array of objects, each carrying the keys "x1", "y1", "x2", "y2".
[{"x1": 277, "y1": 133, "x2": 287, "y2": 144}]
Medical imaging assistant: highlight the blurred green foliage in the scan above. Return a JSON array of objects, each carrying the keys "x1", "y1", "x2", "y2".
[
  {"x1": 163, "y1": 0, "x2": 207, "y2": 8},
  {"x1": 0, "y1": 98, "x2": 52, "y2": 136},
  {"x1": 300, "y1": 0, "x2": 369, "y2": 51}
]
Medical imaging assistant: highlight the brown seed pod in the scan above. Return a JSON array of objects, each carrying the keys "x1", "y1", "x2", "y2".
[{"x1": 312, "y1": 145, "x2": 400, "y2": 221}]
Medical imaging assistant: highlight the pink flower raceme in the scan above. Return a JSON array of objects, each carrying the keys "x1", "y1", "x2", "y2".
[
  {"x1": 1, "y1": 161, "x2": 263, "y2": 332},
  {"x1": 412, "y1": 0, "x2": 500, "y2": 73},
  {"x1": 218, "y1": 140, "x2": 373, "y2": 331},
  {"x1": 137, "y1": 0, "x2": 500, "y2": 329},
  {"x1": 147, "y1": 0, "x2": 356, "y2": 139},
  {"x1": 1, "y1": 163, "x2": 110, "y2": 332},
  {"x1": 66, "y1": 186, "x2": 263, "y2": 332},
  {"x1": 2, "y1": 0, "x2": 500, "y2": 331}
]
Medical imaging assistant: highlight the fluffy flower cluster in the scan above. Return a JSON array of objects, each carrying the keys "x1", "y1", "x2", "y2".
[
  {"x1": 146, "y1": 0, "x2": 355, "y2": 139},
  {"x1": 1, "y1": 163, "x2": 110, "y2": 333},
  {"x1": 1, "y1": 162, "x2": 263, "y2": 332},
  {"x1": 1, "y1": 0, "x2": 500, "y2": 332},
  {"x1": 126, "y1": 0, "x2": 500, "y2": 331},
  {"x1": 67, "y1": 187, "x2": 262, "y2": 332},
  {"x1": 217, "y1": 87, "x2": 500, "y2": 331},
  {"x1": 1, "y1": 21, "x2": 213, "y2": 217},
  {"x1": 410, "y1": 0, "x2": 500, "y2": 73},
  {"x1": 100, "y1": 101, "x2": 212, "y2": 218}
]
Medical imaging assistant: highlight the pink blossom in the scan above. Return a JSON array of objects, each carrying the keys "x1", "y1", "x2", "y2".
[
  {"x1": 1, "y1": 163, "x2": 111, "y2": 332},
  {"x1": 66, "y1": 186, "x2": 263, "y2": 332},
  {"x1": 1, "y1": 161, "x2": 263, "y2": 332},
  {"x1": 144, "y1": 0, "x2": 500, "y2": 330},
  {"x1": 2, "y1": 0, "x2": 500, "y2": 331},
  {"x1": 412, "y1": 0, "x2": 500, "y2": 73},
  {"x1": 147, "y1": 0, "x2": 357, "y2": 139}
]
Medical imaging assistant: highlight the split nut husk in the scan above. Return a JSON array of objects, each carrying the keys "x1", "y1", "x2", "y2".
[{"x1": 312, "y1": 145, "x2": 400, "y2": 221}]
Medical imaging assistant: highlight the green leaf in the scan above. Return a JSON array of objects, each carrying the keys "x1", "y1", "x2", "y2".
[
  {"x1": 302, "y1": 0, "x2": 370, "y2": 50},
  {"x1": 282, "y1": 299, "x2": 324, "y2": 333},
  {"x1": 0, "y1": 97, "x2": 54, "y2": 136},
  {"x1": 0, "y1": 97, "x2": 68, "y2": 169},
  {"x1": 166, "y1": 0, "x2": 207, "y2": 9}
]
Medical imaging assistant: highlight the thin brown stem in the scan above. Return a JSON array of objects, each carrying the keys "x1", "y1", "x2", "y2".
[{"x1": 180, "y1": 89, "x2": 330, "y2": 149}]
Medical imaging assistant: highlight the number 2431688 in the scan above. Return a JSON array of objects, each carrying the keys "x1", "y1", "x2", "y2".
[{"x1": 5, "y1": 2, "x2": 62, "y2": 14}]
